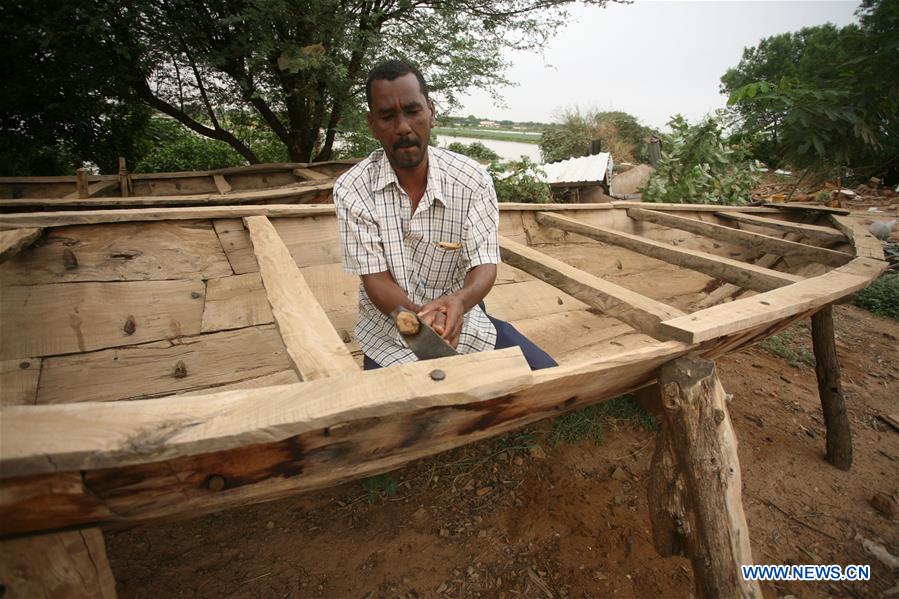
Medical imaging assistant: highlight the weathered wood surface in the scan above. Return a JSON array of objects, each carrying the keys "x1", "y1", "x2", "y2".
[
  {"x1": 35, "y1": 325, "x2": 292, "y2": 404},
  {"x1": 648, "y1": 356, "x2": 760, "y2": 599},
  {"x1": 1, "y1": 279, "x2": 205, "y2": 361},
  {"x1": 536, "y1": 212, "x2": 803, "y2": 292},
  {"x1": 829, "y1": 214, "x2": 885, "y2": 261},
  {"x1": 212, "y1": 174, "x2": 232, "y2": 195},
  {"x1": 627, "y1": 207, "x2": 852, "y2": 267},
  {"x1": 498, "y1": 236, "x2": 685, "y2": 338},
  {"x1": 1, "y1": 181, "x2": 333, "y2": 208},
  {"x1": 245, "y1": 215, "x2": 357, "y2": 380},
  {"x1": 63, "y1": 179, "x2": 120, "y2": 200},
  {"x1": 762, "y1": 202, "x2": 850, "y2": 215},
  {"x1": 0, "y1": 358, "x2": 41, "y2": 406},
  {"x1": 0, "y1": 528, "x2": 116, "y2": 598},
  {"x1": 485, "y1": 279, "x2": 587, "y2": 321},
  {"x1": 0, "y1": 204, "x2": 336, "y2": 228},
  {"x1": 0, "y1": 227, "x2": 42, "y2": 264},
  {"x1": 201, "y1": 273, "x2": 273, "y2": 332},
  {"x1": 0, "y1": 221, "x2": 232, "y2": 285},
  {"x1": 0, "y1": 342, "x2": 691, "y2": 536},
  {"x1": 293, "y1": 167, "x2": 330, "y2": 181},
  {"x1": 659, "y1": 257, "x2": 887, "y2": 343},
  {"x1": 716, "y1": 212, "x2": 848, "y2": 245},
  {"x1": 176, "y1": 370, "x2": 300, "y2": 397},
  {"x1": 811, "y1": 305, "x2": 853, "y2": 470}
]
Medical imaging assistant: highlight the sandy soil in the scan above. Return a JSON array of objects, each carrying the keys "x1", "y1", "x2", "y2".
[{"x1": 108, "y1": 304, "x2": 898, "y2": 598}]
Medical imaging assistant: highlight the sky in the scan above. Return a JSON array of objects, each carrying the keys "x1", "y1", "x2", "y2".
[{"x1": 452, "y1": 0, "x2": 859, "y2": 130}]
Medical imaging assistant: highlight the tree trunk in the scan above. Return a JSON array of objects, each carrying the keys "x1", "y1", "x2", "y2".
[
  {"x1": 810, "y1": 305, "x2": 853, "y2": 470},
  {"x1": 647, "y1": 355, "x2": 761, "y2": 599}
]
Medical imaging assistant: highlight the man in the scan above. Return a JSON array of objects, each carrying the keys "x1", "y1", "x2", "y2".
[{"x1": 333, "y1": 59, "x2": 556, "y2": 371}]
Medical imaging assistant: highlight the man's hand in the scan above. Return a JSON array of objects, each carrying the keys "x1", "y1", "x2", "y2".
[{"x1": 419, "y1": 294, "x2": 464, "y2": 348}]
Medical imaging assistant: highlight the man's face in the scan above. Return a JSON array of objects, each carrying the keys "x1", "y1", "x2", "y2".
[{"x1": 367, "y1": 73, "x2": 436, "y2": 170}]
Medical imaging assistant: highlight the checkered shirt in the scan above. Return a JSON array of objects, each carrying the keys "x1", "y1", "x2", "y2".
[{"x1": 333, "y1": 147, "x2": 500, "y2": 367}]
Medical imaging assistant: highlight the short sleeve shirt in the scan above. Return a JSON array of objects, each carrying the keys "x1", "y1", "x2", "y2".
[{"x1": 333, "y1": 147, "x2": 500, "y2": 367}]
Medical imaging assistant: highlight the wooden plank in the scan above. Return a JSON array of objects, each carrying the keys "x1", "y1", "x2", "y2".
[
  {"x1": 202, "y1": 273, "x2": 273, "y2": 332},
  {"x1": 1, "y1": 279, "x2": 205, "y2": 360},
  {"x1": 0, "y1": 221, "x2": 232, "y2": 285},
  {"x1": 763, "y1": 202, "x2": 850, "y2": 215},
  {"x1": 537, "y1": 212, "x2": 803, "y2": 292},
  {"x1": 212, "y1": 174, "x2": 232, "y2": 194},
  {"x1": 627, "y1": 208, "x2": 852, "y2": 267},
  {"x1": 716, "y1": 211, "x2": 848, "y2": 245},
  {"x1": 35, "y1": 325, "x2": 292, "y2": 404},
  {"x1": 2, "y1": 348, "x2": 532, "y2": 477},
  {"x1": 118, "y1": 156, "x2": 129, "y2": 198},
  {"x1": 76, "y1": 169, "x2": 89, "y2": 199},
  {"x1": 610, "y1": 202, "x2": 780, "y2": 213},
  {"x1": 213, "y1": 218, "x2": 258, "y2": 274},
  {"x1": 0, "y1": 227, "x2": 42, "y2": 264},
  {"x1": 245, "y1": 215, "x2": 357, "y2": 380},
  {"x1": 659, "y1": 257, "x2": 887, "y2": 343},
  {"x1": 484, "y1": 279, "x2": 588, "y2": 321},
  {"x1": 499, "y1": 236, "x2": 685, "y2": 338},
  {"x1": 63, "y1": 179, "x2": 119, "y2": 199},
  {"x1": 0, "y1": 342, "x2": 696, "y2": 535},
  {"x1": 0, "y1": 204, "x2": 335, "y2": 229},
  {"x1": 0, "y1": 358, "x2": 41, "y2": 406},
  {"x1": 830, "y1": 214, "x2": 886, "y2": 261},
  {"x1": 0, "y1": 528, "x2": 116, "y2": 598},
  {"x1": 176, "y1": 369, "x2": 300, "y2": 397},
  {"x1": 1, "y1": 181, "x2": 333, "y2": 208},
  {"x1": 293, "y1": 167, "x2": 330, "y2": 181}
]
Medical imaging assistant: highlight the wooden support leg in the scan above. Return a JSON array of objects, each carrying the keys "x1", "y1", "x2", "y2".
[
  {"x1": 0, "y1": 528, "x2": 116, "y2": 598},
  {"x1": 647, "y1": 355, "x2": 761, "y2": 599},
  {"x1": 810, "y1": 304, "x2": 852, "y2": 470}
]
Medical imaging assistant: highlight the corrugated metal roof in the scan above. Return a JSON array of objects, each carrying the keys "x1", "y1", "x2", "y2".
[{"x1": 539, "y1": 153, "x2": 613, "y2": 185}]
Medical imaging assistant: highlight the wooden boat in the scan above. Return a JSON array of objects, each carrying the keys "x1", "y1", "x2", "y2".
[{"x1": 0, "y1": 178, "x2": 889, "y2": 596}]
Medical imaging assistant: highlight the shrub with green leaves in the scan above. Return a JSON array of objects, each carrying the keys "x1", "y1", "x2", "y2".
[
  {"x1": 853, "y1": 273, "x2": 899, "y2": 320},
  {"x1": 446, "y1": 141, "x2": 500, "y2": 164},
  {"x1": 489, "y1": 157, "x2": 551, "y2": 204},
  {"x1": 640, "y1": 114, "x2": 761, "y2": 205}
]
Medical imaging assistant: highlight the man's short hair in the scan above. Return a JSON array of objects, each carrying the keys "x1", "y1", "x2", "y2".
[{"x1": 365, "y1": 60, "x2": 429, "y2": 109}]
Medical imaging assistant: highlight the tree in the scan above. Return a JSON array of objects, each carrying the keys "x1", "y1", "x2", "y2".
[
  {"x1": 3, "y1": 0, "x2": 620, "y2": 171},
  {"x1": 640, "y1": 114, "x2": 760, "y2": 205},
  {"x1": 446, "y1": 141, "x2": 500, "y2": 163},
  {"x1": 722, "y1": 0, "x2": 898, "y2": 178},
  {"x1": 0, "y1": 0, "x2": 151, "y2": 175}
]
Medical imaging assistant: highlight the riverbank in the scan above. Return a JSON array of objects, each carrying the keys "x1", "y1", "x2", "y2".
[{"x1": 433, "y1": 127, "x2": 541, "y2": 144}]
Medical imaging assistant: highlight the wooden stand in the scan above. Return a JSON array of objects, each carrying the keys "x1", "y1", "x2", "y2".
[
  {"x1": 810, "y1": 305, "x2": 852, "y2": 470},
  {"x1": 0, "y1": 528, "x2": 116, "y2": 598},
  {"x1": 648, "y1": 355, "x2": 761, "y2": 599}
]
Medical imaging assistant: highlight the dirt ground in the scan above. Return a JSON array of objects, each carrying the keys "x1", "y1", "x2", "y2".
[{"x1": 105, "y1": 302, "x2": 898, "y2": 598}]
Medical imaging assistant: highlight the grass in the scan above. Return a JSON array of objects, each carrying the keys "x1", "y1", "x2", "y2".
[
  {"x1": 433, "y1": 127, "x2": 541, "y2": 145},
  {"x1": 549, "y1": 394, "x2": 657, "y2": 447},
  {"x1": 759, "y1": 331, "x2": 816, "y2": 368},
  {"x1": 853, "y1": 273, "x2": 899, "y2": 320},
  {"x1": 361, "y1": 474, "x2": 398, "y2": 503}
]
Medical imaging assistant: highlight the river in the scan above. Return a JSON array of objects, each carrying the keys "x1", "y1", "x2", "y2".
[{"x1": 436, "y1": 135, "x2": 542, "y2": 163}]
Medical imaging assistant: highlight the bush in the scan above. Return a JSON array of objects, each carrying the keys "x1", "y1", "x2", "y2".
[
  {"x1": 853, "y1": 273, "x2": 899, "y2": 320},
  {"x1": 640, "y1": 114, "x2": 761, "y2": 205},
  {"x1": 446, "y1": 141, "x2": 500, "y2": 164},
  {"x1": 133, "y1": 117, "x2": 246, "y2": 172},
  {"x1": 539, "y1": 108, "x2": 656, "y2": 164},
  {"x1": 489, "y1": 157, "x2": 551, "y2": 204}
]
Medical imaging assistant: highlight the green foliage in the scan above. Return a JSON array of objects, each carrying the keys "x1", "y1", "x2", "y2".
[
  {"x1": 446, "y1": 141, "x2": 500, "y2": 163},
  {"x1": 489, "y1": 157, "x2": 551, "y2": 203},
  {"x1": 132, "y1": 118, "x2": 245, "y2": 173},
  {"x1": 759, "y1": 331, "x2": 816, "y2": 368},
  {"x1": 640, "y1": 114, "x2": 761, "y2": 205},
  {"x1": 434, "y1": 128, "x2": 540, "y2": 144},
  {"x1": 361, "y1": 474, "x2": 399, "y2": 504},
  {"x1": 853, "y1": 273, "x2": 899, "y2": 320},
  {"x1": 550, "y1": 394, "x2": 657, "y2": 446},
  {"x1": 722, "y1": 0, "x2": 899, "y2": 177},
  {"x1": 539, "y1": 108, "x2": 656, "y2": 164}
]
